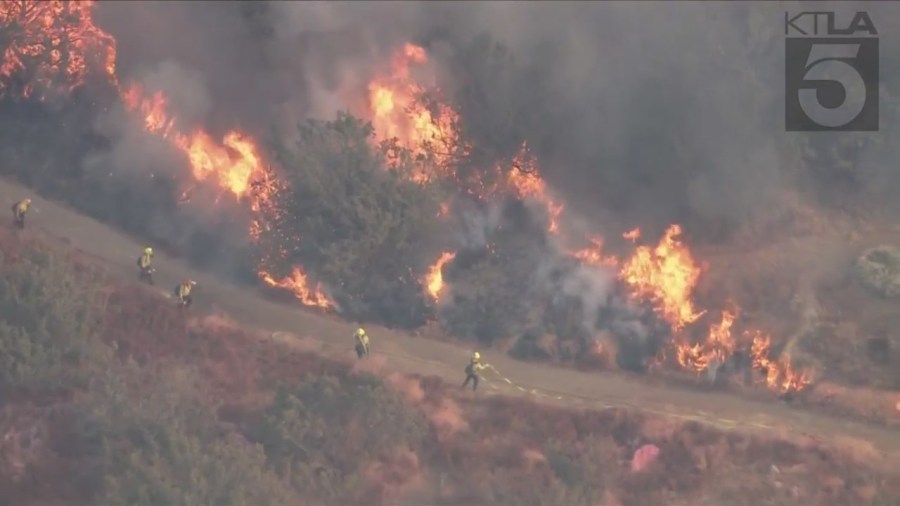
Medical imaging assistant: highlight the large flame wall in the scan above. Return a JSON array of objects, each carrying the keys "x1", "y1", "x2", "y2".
[{"x1": 0, "y1": 1, "x2": 811, "y2": 395}]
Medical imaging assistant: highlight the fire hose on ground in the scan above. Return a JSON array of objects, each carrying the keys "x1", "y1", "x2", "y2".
[{"x1": 266, "y1": 331, "x2": 778, "y2": 430}]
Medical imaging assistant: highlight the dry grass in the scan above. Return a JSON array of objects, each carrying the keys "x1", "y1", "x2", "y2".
[{"x1": 0, "y1": 228, "x2": 898, "y2": 505}]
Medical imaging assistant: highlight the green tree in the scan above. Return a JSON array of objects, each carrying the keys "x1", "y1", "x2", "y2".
[{"x1": 261, "y1": 112, "x2": 447, "y2": 326}]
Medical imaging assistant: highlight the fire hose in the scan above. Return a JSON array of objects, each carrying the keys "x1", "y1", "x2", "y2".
[
  {"x1": 268, "y1": 331, "x2": 778, "y2": 430},
  {"x1": 482, "y1": 364, "x2": 565, "y2": 400}
]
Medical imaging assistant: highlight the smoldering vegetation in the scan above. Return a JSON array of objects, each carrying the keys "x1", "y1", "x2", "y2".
[{"x1": 2, "y1": 1, "x2": 900, "y2": 373}]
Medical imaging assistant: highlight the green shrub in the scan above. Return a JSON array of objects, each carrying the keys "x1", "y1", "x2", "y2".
[
  {"x1": 246, "y1": 374, "x2": 429, "y2": 503},
  {"x1": 0, "y1": 243, "x2": 108, "y2": 391},
  {"x1": 70, "y1": 365, "x2": 297, "y2": 506}
]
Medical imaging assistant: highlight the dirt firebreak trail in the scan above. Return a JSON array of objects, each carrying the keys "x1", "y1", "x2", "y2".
[{"x1": 2, "y1": 177, "x2": 899, "y2": 467}]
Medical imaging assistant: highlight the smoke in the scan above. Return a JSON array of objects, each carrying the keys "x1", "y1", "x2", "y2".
[
  {"x1": 454, "y1": 199, "x2": 504, "y2": 250},
  {"x1": 555, "y1": 261, "x2": 616, "y2": 332},
  {"x1": 81, "y1": 2, "x2": 900, "y2": 339},
  {"x1": 134, "y1": 61, "x2": 213, "y2": 127},
  {"x1": 90, "y1": 1, "x2": 900, "y2": 242}
]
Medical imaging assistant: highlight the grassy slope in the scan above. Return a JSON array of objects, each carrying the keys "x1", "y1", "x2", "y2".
[{"x1": 0, "y1": 230, "x2": 897, "y2": 506}]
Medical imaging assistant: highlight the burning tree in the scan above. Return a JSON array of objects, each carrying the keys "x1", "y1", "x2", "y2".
[{"x1": 260, "y1": 113, "x2": 448, "y2": 326}]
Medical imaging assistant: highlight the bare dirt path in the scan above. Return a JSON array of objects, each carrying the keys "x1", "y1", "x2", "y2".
[{"x1": 3, "y1": 177, "x2": 900, "y2": 465}]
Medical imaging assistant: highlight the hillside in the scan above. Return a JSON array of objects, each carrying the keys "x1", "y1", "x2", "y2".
[{"x1": 0, "y1": 225, "x2": 897, "y2": 506}]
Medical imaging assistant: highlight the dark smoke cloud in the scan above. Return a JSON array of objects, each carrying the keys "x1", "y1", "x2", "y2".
[
  {"x1": 93, "y1": 2, "x2": 900, "y2": 243},
  {"x1": 87, "y1": 1, "x2": 900, "y2": 334}
]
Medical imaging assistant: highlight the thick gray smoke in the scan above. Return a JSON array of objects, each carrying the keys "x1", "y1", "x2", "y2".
[
  {"x1": 89, "y1": 1, "x2": 900, "y2": 342},
  {"x1": 93, "y1": 1, "x2": 900, "y2": 242}
]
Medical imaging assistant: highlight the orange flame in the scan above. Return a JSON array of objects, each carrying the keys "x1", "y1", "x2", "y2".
[
  {"x1": 0, "y1": 7, "x2": 812, "y2": 393},
  {"x1": 620, "y1": 224, "x2": 705, "y2": 330},
  {"x1": 120, "y1": 83, "x2": 267, "y2": 199},
  {"x1": 0, "y1": 2, "x2": 329, "y2": 311},
  {"x1": 0, "y1": 1, "x2": 117, "y2": 100},
  {"x1": 259, "y1": 268, "x2": 334, "y2": 311},
  {"x1": 366, "y1": 43, "x2": 460, "y2": 182},
  {"x1": 675, "y1": 310, "x2": 737, "y2": 372},
  {"x1": 749, "y1": 331, "x2": 813, "y2": 394},
  {"x1": 425, "y1": 251, "x2": 456, "y2": 301},
  {"x1": 505, "y1": 143, "x2": 564, "y2": 235}
]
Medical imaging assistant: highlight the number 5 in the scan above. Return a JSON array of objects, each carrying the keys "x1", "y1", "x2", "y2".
[{"x1": 797, "y1": 44, "x2": 866, "y2": 128}]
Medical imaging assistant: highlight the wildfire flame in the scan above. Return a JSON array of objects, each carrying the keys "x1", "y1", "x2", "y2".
[
  {"x1": 0, "y1": 4, "x2": 812, "y2": 393},
  {"x1": 620, "y1": 224, "x2": 705, "y2": 330},
  {"x1": 120, "y1": 84, "x2": 268, "y2": 199},
  {"x1": 0, "y1": 1, "x2": 117, "y2": 100},
  {"x1": 0, "y1": 1, "x2": 334, "y2": 310},
  {"x1": 505, "y1": 143, "x2": 564, "y2": 235},
  {"x1": 119, "y1": 85, "x2": 334, "y2": 309},
  {"x1": 676, "y1": 310, "x2": 737, "y2": 372},
  {"x1": 749, "y1": 331, "x2": 813, "y2": 394},
  {"x1": 259, "y1": 268, "x2": 334, "y2": 310},
  {"x1": 367, "y1": 43, "x2": 459, "y2": 182},
  {"x1": 424, "y1": 251, "x2": 456, "y2": 301}
]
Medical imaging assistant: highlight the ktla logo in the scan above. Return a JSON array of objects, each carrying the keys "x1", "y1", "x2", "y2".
[{"x1": 785, "y1": 11, "x2": 879, "y2": 131}]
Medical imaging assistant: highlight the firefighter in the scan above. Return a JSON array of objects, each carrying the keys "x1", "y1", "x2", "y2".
[
  {"x1": 461, "y1": 351, "x2": 487, "y2": 391},
  {"x1": 11, "y1": 198, "x2": 31, "y2": 230},
  {"x1": 174, "y1": 279, "x2": 196, "y2": 308},
  {"x1": 137, "y1": 247, "x2": 155, "y2": 285},
  {"x1": 354, "y1": 327, "x2": 370, "y2": 359}
]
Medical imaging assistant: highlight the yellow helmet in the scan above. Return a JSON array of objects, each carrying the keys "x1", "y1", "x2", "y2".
[
  {"x1": 144, "y1": 247, "x2": 153, "y2": 255},
  {"x1": 472, "y1": 351, "x2": 480, "y2": 360},
  {"x1": 356, "y1": 328, "x2": 366, "y2": 336}
]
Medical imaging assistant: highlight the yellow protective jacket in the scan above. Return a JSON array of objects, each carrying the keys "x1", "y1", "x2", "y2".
[
  {"x1": 466, "y1": 359, "x2": 486, "y2": 376},
  {"x1": 14, "y1": 200, "x2": 29, "y2": 216},
  {"x1": 177, "y1": 282, "x2": 192, "y2": 299},
  {"x1": 356, "y1": 332, "x2": 370, "y2": 347},
  {"x1": 138, "y1": 253, "x2": 153, "y2": 269}
]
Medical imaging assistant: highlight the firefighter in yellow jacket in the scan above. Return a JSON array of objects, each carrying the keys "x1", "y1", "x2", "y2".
[
  {"x1": 174, "y1": 279, "x2": 196, "y2": 308},
  {"x1": 354, "y1": 327, "x2": 370, "y2": 359},
  {"x1": 137, "y1": 247, "x2": 155, "y2": 285},
  {"x1": 11, "y1": 198, "x2": 31, "y2": 229},
  {"x1": 461, "y1": 351, "x2": 487, "y2": 391}
]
